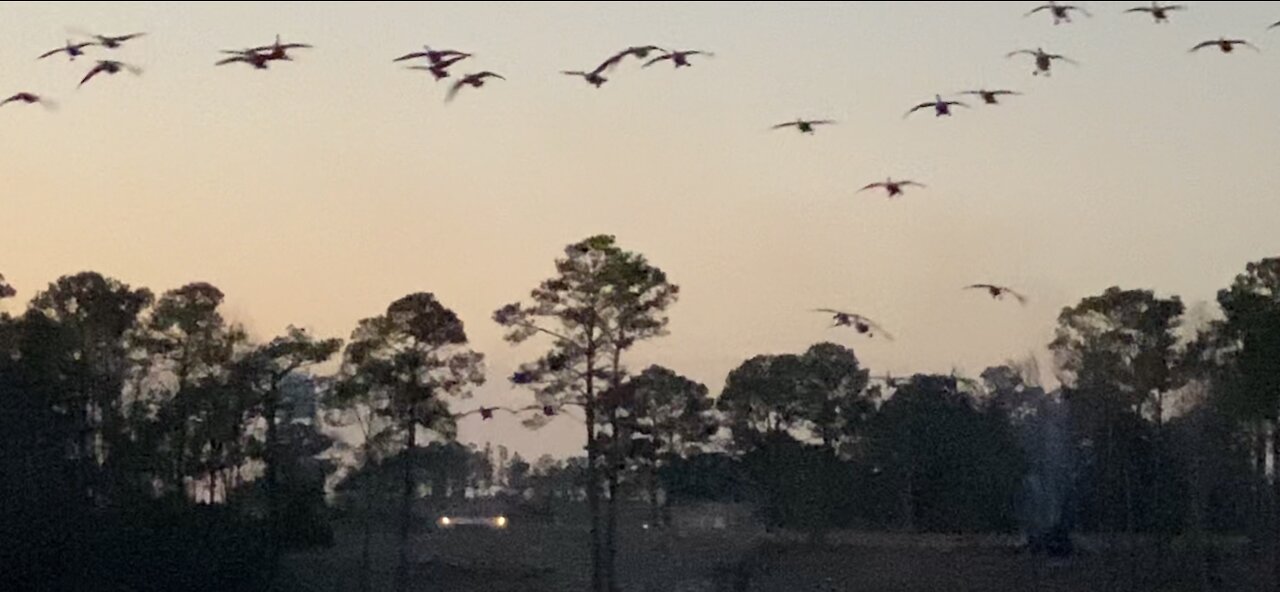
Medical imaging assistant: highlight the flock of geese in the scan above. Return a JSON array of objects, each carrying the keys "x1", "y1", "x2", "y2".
[{"x1": 4, "y1": 3, "x2": 1280, "y2": 344}]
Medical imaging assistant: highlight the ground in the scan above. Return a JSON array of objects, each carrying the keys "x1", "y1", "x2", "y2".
[{"x1": 281, "y1": 521, "x2": 1267, "y2": 592}]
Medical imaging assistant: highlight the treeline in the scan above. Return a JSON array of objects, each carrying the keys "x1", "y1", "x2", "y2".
[{"x1": 2, "y1": 246, "x2": 1279, "y2": 592}]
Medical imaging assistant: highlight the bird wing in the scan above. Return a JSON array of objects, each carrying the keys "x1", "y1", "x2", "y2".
[
  {"x1": 1166, "y1": 4, "x2": 1187, "y2": 10},
  {"x1": 562, "y1": 70, "x2": 588, "y2": 77},
  {"x1": 37, "y1": 47, "x2": 66, "y2": 59},
  {"x1": 1231, "y1": 40, "x2": 1262, "y2": 52},
  {"x1": 1270, "y1": 20, "x2": 1280, "y2": 30},
  {"x1": 215, "y1": 55, "x2": 249, "y2": 66},
  {"x1": 1189, "y1": 40, "x2": 1217, "y2": 52},
  {"x1": 965, "y1": 284, "x2": 997, "y2": 291},
  {"x1": 1006, "y1": 289, "x2": 1030, "y2": 305},
  {"x1": 278, "y1": 43, "x2": 312, "y2": 50},
  {"x1": 899, "y1": 181, "x2": 927, "y2": 188},
  {"x1": 808, "y1": 119, "x2": 836, "y2": 125},
  {"x1": 1070, "y1": 5, "x2": 1093, "y2": 17},
  {"x1": 946, "y1": 100, "x2": 971, "y2": 108},
  {"x1": 771, "y1": 121, "x2": 800, "y2": 129},
  {"x1": 1006, "y1": 49, "x2": 1036, "y2": 58},
  {"x1": 0, "y1": 95, "x2": 17, "y2": 107},
  {"x1": 1025, "y1": 5, "x2": 1051, "y2": 15},
  {"x1": 684, "y1": 50, "x2": 714, "y2": 58},
  {"x1": 857, "y1": 183, "x2": 886, "y2": 192},
  {"x1": 79, "y1": 64, "x2": 106, "y2": 86},
  {"x1": 903, "y1": 103, "x2": 933, "y2": 118},
  {"x1": 445, "y1": 79, "x2": 467, "y2": 102},
  {"x1": 1051, "y1": 54, "x2": 1080, "y2": 65},
  {"x1": 642, "y1": 53, "x2": 674, "y2": 67},
  {"x1": 990, "y1": 90, "x2": 1021, "y2": 96},
  {"x1": 477, "y1": 71, "x2": 505, "y2": 80},
  {"x1": 855, "y1": 316, "x2": 895, "y2": 341},
  {"x1": 1123, "y1": 7, "x2": 1154, "y2": 13},
  {"x1": 812, "y1": 308, "x2": 854, "y2": 316},
  {"x1": 394, "y1": 51, "x2": 429, "y2": 62},
  {"x1": 116, "y1": 33, "x2": 146, "y2": 42}
]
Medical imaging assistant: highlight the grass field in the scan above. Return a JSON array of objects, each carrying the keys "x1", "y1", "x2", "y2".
[{"x1": 281, "y1": 520, "x2": 1269, "y2": 592}]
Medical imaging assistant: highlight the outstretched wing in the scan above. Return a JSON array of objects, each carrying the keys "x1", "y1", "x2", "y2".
[
  {"x1": 807, "y1": 119, "x2": 836, "y2": 126},
  {"x1": 79, "y1": 64, "x2": 106, "y2": 86},
  {"x1": 1006, "y1": 49, "x2": 1036, "y2": 58},
  {"x1": 812, "y1": 308, "x2": 853, "y2": 316},
  {"x1": 642, "y1": 53, "x2": 674, "y2": 68},
  {"x1": 394, "y1": 51, "x2": 429, "y2": 62},
  {"x1": 1006, "y1": 289, "x2": 1030, "y2": 305},
  {"x1": 1051, "y1": 54, "x2": 1079, "y2": 65},
  {"x1": 1270, "y1": 20, "x2": 1280, "y2": 30},
  {"x1": 857, "y1": 183, "x2": 886, "y2": 192},
  {"x1": 1070, "y1": 5, "x2": 1093, "y2": 17},
  {"x1": 858, "y1": 317, "x2": 895, "y2": 341},
  {"x1": 562, "y1": 70, "x2": 588, "y2": 77},
  {"x1": 1189, "y1": 40, "x2": 1217, "y2": 52},
  {"x1": 446, "y1": 79, "x2": 467, "y2": 102},
  {"x1": 964, "y1": 284, "x2": 997, "y2": 291},
  {"x1": 37, "y1": 47, "x2": 65, "y2": 59},
  {"x1": 1123, "y1": 6, "x2": 1154, "y2": 13},
  {"x1": 1231, "y1": 40, "x2": 1262, "y2": 52},
  {"x1": 903, "y1": 102, "x2": 933, "y2": 118},
  {"x1": 899, "y1": 181, "x2": 927, "y2": 188},
  {"x1": 771, "y1": 121, "x2": 800, "y2": 130},
  {"x1": 1025, "y1": 5, "x2": 1052, "y2": 16}
]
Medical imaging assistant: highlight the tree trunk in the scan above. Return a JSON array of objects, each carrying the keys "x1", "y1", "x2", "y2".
[
  {"x1": 360, "y1": 461, "x2": 375, "y2": 592},
  {"x1": 585, "y1": 350, "x2": 605, "y2": 592},
  {"x1": 264, "y1": 379, "x2": 283, "y2": 568},
  {"x1": 396, "y1": 422, "x2": 417, "y2": 592},
  {"x1": 1271, "y1": 418, "x2": 1280, "y2": 592},
  {"x1": 605, "y1": 413, "x2": 620, "y2": 592}
]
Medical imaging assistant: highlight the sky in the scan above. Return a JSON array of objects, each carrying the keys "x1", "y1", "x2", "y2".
[{"x1": 3, "y1": 1, "x2": 1280, "y2": 458}]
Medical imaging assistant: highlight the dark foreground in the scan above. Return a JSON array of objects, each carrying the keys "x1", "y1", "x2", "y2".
[{"x1": 281, "y1": 523, "x2": 1267, "y2": 592}]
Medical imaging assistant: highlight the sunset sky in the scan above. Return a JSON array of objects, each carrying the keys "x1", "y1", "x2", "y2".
[{"x1": 3, "y1": 1, "x2": 1279, "y2": 458}]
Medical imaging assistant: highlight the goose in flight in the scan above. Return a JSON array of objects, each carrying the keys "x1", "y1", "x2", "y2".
[
  {"x1": 959, "y1": 89, "x2": 1021, "y2": 105},
  {"x1": 771, "y1": 119, "x2": 835, "y2": 134},
  {"x1": 456, "y1": 405, "x2": 541, "y2": 421},
  {"x1": 905, "y1": 94, "x2": 968, "y2": 118},
  {"x1": 79, "y1": 60, "x2": 141, "y2": 87},
  {"x1": 38, "y1": 40, "x2": 94, "y2": 61},
  {"x1": 1026, "y1": 2, "x2": 1090, "y2": 24},
  {"x1": 964, "y1": 284, "x2": 1029, "y2": 305},
  {"x1": 859, "y1": 178, "x2": 926, "y2": 198},
  {"x1": 643, "y1": 49, "x2": 713, "y2": 68},
  {"x1": 1007, "y1": 48, "x2": 1077, "y2": 76},
  {"x1": 216, "y1": 51, "x2": 282, "y2": 69},
  {"x1": 446, "y1": 71, "x2": 505, "y2": 102},
  {"x1": 597, "y1": 45, "x2": 668, "y2": 71},
  {"x1": 812, "y1": 309, "x2": 894, "y2": 340},
  {"x1": 407, "y1": 54, "x2": 469, "y2": 81},
  {"x1": 1123, "y1": 2, "x2": 1186, "y2": 23},
  {"x1": 394, "y1": 46, "x2": 472, "y2": 65},
  {"x1": 0, "y1": 92, "x2": 54, "y2": 109},
  {"x1": 562, "y1": 63, "x2": 610, "y2": 88},
  {"x1": 88, "y1": 32, "x2": 145, "y2": 49},
  {"x1": 1189, "y1": 38, "x2": 1259, "y2": 53},
  {"x1": 244, "y1": 35, "x2": 312, "y2": 61}
]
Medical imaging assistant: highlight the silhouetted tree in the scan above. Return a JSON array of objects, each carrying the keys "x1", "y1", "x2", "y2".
[
  {"x1": 626, "y1": 365, "x2": 714, "y2": 525},
  {"x1": 494, "y1": 234, "x2": 678, "y2": 592},
  {"x1": 1050, "y1": 287, "x2": 1185, "y2": 533},
  {"x1": 331, "y1": 292, "x2": 485, "y2": 592}
]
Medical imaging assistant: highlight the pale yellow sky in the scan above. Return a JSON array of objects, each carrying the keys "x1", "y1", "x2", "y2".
[{"x1": 3, "y1": 1, "x2": 1279, "y2": 457}]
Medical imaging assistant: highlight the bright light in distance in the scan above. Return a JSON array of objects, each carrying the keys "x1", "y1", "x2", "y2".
[
  {"x1": 495, "y1": 516, "x2": 508, "y2": 528},
  {"x1": 438, "y1": 516, "x2": 451, "y2": 526}
]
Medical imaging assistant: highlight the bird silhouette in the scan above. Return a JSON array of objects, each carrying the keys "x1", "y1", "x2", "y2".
[
  {"x1": 1190, "y1": 38, "x2": 1259, "y2": 53},
  {"x1": 244, "y1": 35, "x2": 312, "y2": 61},
  {"x1": 812, "y1": 309, "x2": 894, "y2": 340},
  {"x1": 1007, "y1": 48, "x2": 1077, "y2": 76},
  {"x1": 964, "y1": 284, "x2": 1029, "y2": 305},
  {"x1": 1271, "y1": 21, "x2": 1280, "y2": 30},
  {"x1": 446, "y1": 71, "x2": 505, "y2": 102},
  {"x1": 406, "y1": 54, "x2": 469, "y2": 81},
  {"x1": 1025, "y1": 2, "x2": 1090, "y2": 25},
  {"x1": 394, "y1": 46, "x2": 472, "y2": 65},
  {"x1": 959, "y1": 89, "x2": 1021, "y2": 105},
  {"x1": 38, "y1": 40, "x2": 94, "y2": 61},
  {"x1": 562, "y1": 63, "x2": 610, "y2": 88},
  {"x1": 1123, "y1": 2, "x2": 1186, "y2": 23},
  {"x1": 597, "y1": 45, "x2": 668, "y2": 71},
  {"x1": 455, "y1": 405, "x2": 541, "y2": 421},
  {"x1": 771, "y1": 119, "x2": 835, "y2": 133},
  {"x1": 905, "y1": 94, "x2": 968, "y2": 118},
  {"x1": 88, "y1": 32, "x2": 146, "y2": 49},
  {"x1": 643, "y1": 50, "x2": 712, "y2": 68},
  {"x1": 1, "y1": 92, "x2": 55, "y2": 109},
  {"x1": 79, "y1": 60, "x2": 141, "y2": 87},
  {"x1": 859, "y1": 178, "x2": 926, "y2": 198},
  {"x1": 216, "y1": 51, "x2": 283, "y2": 69}
]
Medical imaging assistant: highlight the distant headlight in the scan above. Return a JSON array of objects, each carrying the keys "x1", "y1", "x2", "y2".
[
  {"x1": 495, "y1": 516, "x2": 508, "y2": 528},
  {"x1": 438, "y1": 516, "x2": 452, "y2": 527}
]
